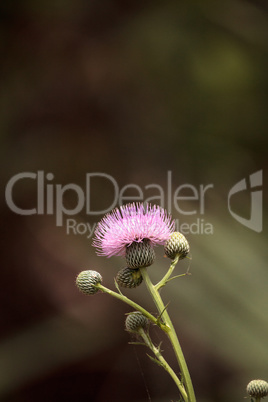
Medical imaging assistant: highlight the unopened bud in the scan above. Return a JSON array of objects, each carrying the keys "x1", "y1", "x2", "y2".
[
  {"x1": 247, "y1": 379, "x2": 268, "y2": 398},
  {"x1": 76, "y1": 270, "x2": 102, "y2": 295},
  {"x1": 125, "y1": 312, "x2": 149, "y2": 333},
  {"x1": 116, "y1": 267, "x2": 143, "y2": 288},
  {"x1": 164, "y1": 232, "x2": 190, "y2": 260}
]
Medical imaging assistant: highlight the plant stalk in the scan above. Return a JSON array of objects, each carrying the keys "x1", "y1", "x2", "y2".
[
  {"x1": 96, "y1": 283, "x2": 169, "y2": 333},
  {"x1": 140, "y1": 265, "x2": 196, "y2": 402},
  {"x1": 138, "y1": 328, "x2": 188, "y2": 401}
]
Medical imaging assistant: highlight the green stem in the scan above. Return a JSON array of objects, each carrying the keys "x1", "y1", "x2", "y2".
[
  {"x1": 96, "y1": 283, "x2": 169, "y2": 333},
  {"x1": 140, "y1": 266, "x2": 196, "y2": 402},
  {"x1": 138, "y1": 328, "x2": 188, "y2": 401},
  {"x1": 155, "y1": 255, "x2": 179, "y2": 290}
]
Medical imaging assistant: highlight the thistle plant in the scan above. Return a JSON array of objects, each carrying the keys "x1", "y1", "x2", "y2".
[
  {"x1": 246, "y1": 379, "x2": 268, "y2": 402},
  {"x1": 76, "y1": 202, "x2": 195, "y2": 401}
]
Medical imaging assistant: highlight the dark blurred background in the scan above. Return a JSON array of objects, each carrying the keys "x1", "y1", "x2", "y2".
[{"x1": 0, "y1": 1, "x2": 267, "y2": 401}]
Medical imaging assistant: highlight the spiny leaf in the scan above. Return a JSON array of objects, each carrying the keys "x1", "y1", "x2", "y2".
[
  {"x1": 166, "y1": 272, "x2": 191, "y2": 283},
  {"x1": 156, "y1": 341, "x2": 163, "y2": 353},
  {"x1": 156, "y1": 302, "x2": 170, "y2": 324},
  {"x1": 128, "y1": 341, "x2": 146, "y2": 347},
  {"x1": 114, "y1": 279, "x2": 123, "y2": 295},
  {"x1": 146, "y1": 354, "x2": 164, "y2": 368}
]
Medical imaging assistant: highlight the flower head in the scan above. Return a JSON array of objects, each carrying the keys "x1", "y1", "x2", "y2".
[
  {"x1": 92, "y1": 202, "x2": 175, "y2": 257},
  {"x1": 247, "y1": 379, "x2": 268, "y2": 398}
]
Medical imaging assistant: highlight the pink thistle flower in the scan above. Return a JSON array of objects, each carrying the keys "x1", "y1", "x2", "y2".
[{"x1": 92, "y1": 202, "x2": 175, "y2": 257}]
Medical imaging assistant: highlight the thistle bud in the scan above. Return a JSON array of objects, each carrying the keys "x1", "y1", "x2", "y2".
[
  {"x1": 247, "y1": 379, "x2": 268, "y2": 398},
  {"x1": 125, "y1": 311, "x2": 149, "y2": 333},
  {"x1": 116, "y1": 267, "x2": 143, "y2": 288},
  {"x1": 164, "y1": 232, "x2": 190, "y2": 260},
  {"x1": 125, "y1": 239, "x2": 155, "y2": 269},
  {"x1": 76, "y1": 270, "x2": 102, "y2": 295}
]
